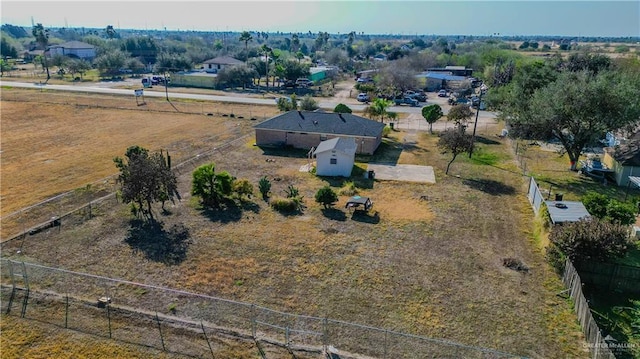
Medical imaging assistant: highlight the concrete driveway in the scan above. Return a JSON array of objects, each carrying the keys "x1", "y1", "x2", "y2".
[{"x1": 366, "y1": 163, "x2": 436, "y2": 183}]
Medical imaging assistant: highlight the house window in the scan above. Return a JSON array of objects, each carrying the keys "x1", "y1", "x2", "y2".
[{"x1": 330, "y1": 158, "x2": 337, "y2": 165}]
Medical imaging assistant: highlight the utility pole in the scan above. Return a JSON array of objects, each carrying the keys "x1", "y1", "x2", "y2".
[{"x1": 468, "y1": 85, "x2": 487, "y2": 158}]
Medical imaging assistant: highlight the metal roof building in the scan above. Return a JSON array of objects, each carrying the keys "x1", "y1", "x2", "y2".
[{"x1": 545, "y1": 201, "x2": 591, "y2": 224}]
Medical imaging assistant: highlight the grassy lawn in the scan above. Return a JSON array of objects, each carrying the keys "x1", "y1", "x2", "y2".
[{"x1": 1, "y1": 89, "x2": 589, "y2": 358}]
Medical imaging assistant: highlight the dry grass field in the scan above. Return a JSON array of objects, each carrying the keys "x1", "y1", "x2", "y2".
[{"x1": 0, "y1": 88, "x2": 589, "y2": 358}]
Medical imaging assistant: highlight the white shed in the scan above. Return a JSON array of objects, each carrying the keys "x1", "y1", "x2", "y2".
[{"x1": 313, "y1": 137, "x2": 357, "y2": 177}]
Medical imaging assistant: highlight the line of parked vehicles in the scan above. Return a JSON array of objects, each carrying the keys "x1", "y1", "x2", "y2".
[{"x1": 356, "y1": 89, "x2": 428, "y2": 107}]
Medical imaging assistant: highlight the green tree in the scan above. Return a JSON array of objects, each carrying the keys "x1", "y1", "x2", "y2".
[
  {"x1": 191, "y1": 163, "x2": 234, "y2": 208},
  {"x1": 0, "y1": 36, "x2": 19, "y2": 58},
  {"x1": 364, "y1": 98, "x2": 393, "y2": 122},
  {"x1": 215, "y1": 64, "x2": 257, "y2": 89},
  {"x1": 509, "y1": 70, "x2": 640, "y2": 170},
  {"x1": 0, "y1": 59, "x2": 11, "y2": 76},
  {"x1": 315, "y1": 186, "x2": 338, "y2": 209},
  {"x1": 548, "y1": 217, "x2": 633, "y2": 263},
  {"x1": 260, "y1": 44, "x2": 272, "y2": 87},
  {"x1": 333, "y1": 103, "x2": 352, "y2": 113},
  {"x1": 94, "y1": 49, "x2": 128, "y2": 77},
  {"x1": 104, "y1": 25, "x2": 117, "y2": 40},
  {"x1": 32, "y1": 23, "x2": 50, "y2": 80},
  {"x1": 114, "y1": 146, "x2": 178, "y2": 221},
  {"x1": 438, "y1": 128, "x2": 474, "y2": 175},
  {"x1": 239, "y1": 31, "x2": 253, "y2": 60},
  {"x1": 446, "y1": 104, "x2": 474, "y2": 129},
  {"x1": 67, "y1": 59, "x2": 92, "y2": 80},
  {"x1": 421, "y1": 104, "x2": 443, "y2": 134}
]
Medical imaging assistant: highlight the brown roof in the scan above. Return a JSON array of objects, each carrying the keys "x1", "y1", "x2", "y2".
[{"x1": 607, "y1": 138, "x2": 640, "y2": 167}]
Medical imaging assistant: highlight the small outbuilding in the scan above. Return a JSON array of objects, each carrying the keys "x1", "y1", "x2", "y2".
[
  {"x1": 313, "y1": 137, "x2": 357, "y2": 177},
  {"x1": 544, "y1": 201, "x2": 591, "y2": 225}
]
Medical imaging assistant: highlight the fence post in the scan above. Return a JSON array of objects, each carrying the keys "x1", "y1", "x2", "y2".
[
  {"x1": 155, "y1": 312, "x2": 166, "y2": 351},
  {"x1": 383, "y1": 329, "x2": 388, "y2": 359},
  {"x1": 106, "y1": 302, "x2": 112, "y2": 339},
  {"x1": 251, "y1": 304, "x2": 256, "y2": 338},
  {"x1": 285, "y1": 326, "x2": 290, "y2": 347},
  {"x1": 65, "y1": 294, "x2": 69, "y2": 328},
  {"x1": 322, "y1": 317, "x2": 328, "y2": 351},
  {"x1": 201, "y1": 321, "x2": 215, "y2": 359}
]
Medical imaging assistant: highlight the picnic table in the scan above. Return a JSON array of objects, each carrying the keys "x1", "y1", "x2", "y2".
[{"x1": 345, "y1": 196, "x2": 373, "y2": 211}]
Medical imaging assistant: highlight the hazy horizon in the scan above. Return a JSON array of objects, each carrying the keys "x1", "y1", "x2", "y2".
[{"x1": 2, "y1": 1, "x2": 639, "y2": 38}]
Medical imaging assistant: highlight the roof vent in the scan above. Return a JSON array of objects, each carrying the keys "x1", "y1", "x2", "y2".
[
  {"x1": 339, "y1": 114, "x2": 345, "y2": 122},
  {"x1": 298, "y1": 111, "x2": 304, "y2": 119},
  {"x1": 313, "y1": 120, "x2": 318, "y2": 125}
]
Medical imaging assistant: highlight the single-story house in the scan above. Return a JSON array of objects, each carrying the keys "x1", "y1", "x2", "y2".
[
  {"x1": 254, "y1": 111, "x2": 385, "y2": 155},
  {"x1": 47, "y1": 41, "x2": 96, "y2": 60},
  {"x1": 603, "y1": 138, "x2": 640, "y2": 186},
  {"x1": 425, "y1": 66, "x2": 473, "y2": 77},
  {"x1": 22, "y1": 49, "x2": 44, "y2": 62},
  {"x1": 373, "y1": 54, "x2": 387, "y2": 61},
  {"x1": 202, "y1": 56, "x2": 243, "y2": 73},
  {"x1": 415, "y1": 72, "x2": 469, "y2": 92},
  {"x1": 313, "y1": 137, "x2": 357, "y2": 177},
  {"x1": 170, "y1": 71, "x2": 217, "y2": 88}
]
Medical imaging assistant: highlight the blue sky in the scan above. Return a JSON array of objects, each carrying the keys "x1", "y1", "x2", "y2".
[{"x1": 2, "y1": 1, "x2": 639, "y2": 37}]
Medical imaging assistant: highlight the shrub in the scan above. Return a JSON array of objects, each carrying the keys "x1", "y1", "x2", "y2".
[
  {"x1": 270, "y1": 196, "x2": 298, "y2": 212},
  {"x1": 605, "y1": 200, "x2": 637, "y2": 225},
  {"x1": 582, "y1": 191, "x2": 609, "y2": 218},
  {"x1": 582, "y1": 191, "x2": 637, "y2": 225},
  {"x1": 299, "y1": 94, "x2": 319, "y2": 111},
  {"x1": 284, "y1": 185, "x2": 300, "y2": 198},
  {"x1": 233, "y1": 178, "x2": 254, "y2": 199},
  {"x1": 315, "y1": 186, "x2": 338, "y2": 208},
  {"x1": 338, "y1": 181, "x2": 358, "y2": 196},
  {"x1": 548, "y1": 217, "x2": 633, "y2": 263},
  {"x1": 382, "y1": 125, "x2": 391, "y2": 137},
  {"x1": 258, "y1": 176, "x2": 271, "y2": 200},
  {"x1": 333, "y1": 103, "x2": 352, "y2": 113}
]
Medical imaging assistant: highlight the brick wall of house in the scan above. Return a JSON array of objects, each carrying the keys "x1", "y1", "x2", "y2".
[{"x1": 255, "y1": 129, "x2": 380, "y2": 155}]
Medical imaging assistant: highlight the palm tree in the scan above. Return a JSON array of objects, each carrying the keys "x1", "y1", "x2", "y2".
[
  {"x1": 239, "y1": 31, "x2": 253, "y2": 61},
  {"x1": 260, "y1": 44, "x2": 272, "y2": 88},
  {"x1": 32, "y1": 23, "x2": 50, "y2": 81},
  {"x1": 105, "y1": 25, "x2": 117, "y2": 40}
]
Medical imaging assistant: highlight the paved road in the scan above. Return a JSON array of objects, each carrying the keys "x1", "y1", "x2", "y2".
[{"x1": 1, "y1": 80, "x2": 500, "y2": 131}]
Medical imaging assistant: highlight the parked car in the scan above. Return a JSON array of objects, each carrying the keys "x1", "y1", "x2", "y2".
[
  {"x1": 393, "y1": 96, "x2": 419, "y2": 107},
  {"x1": 357, "y1": 93, "x2": 370, "y2": 102},
  {"x1": 296, "y1": 78, "x2": 313, "y2": 87},
  {"x1": 282, "y1": 80, "x2": 297, "y2": 89},
  {"x1": 438, "y1": 89, "x2": 448, "y2": 97},
  {"x1": 356, "y1": 77, "x2": 373, "y2": 83}
]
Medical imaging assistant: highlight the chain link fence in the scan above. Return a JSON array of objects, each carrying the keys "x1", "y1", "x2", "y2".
[{"x1": 1, "y1": 259, "x2": 524, "y2": 359}]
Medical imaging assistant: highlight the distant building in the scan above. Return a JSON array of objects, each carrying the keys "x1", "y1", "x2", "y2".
[
  {"x1": 415, "y1": 72, "x2": 469, "y2": 91},
  {"x1": 425, "y1": 66, "x2": 473, "y2": 77},
  {"x1": 47, "y1": 41, "x2": 96, "y2": 60},
  {"x1": 202, "y1": 56, "x2": 243, "y2": 73}
]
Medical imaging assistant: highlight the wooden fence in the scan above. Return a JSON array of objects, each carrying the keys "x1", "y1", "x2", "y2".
[
  {"x1": 562, "y1": 260, "x2": 617, "y2": 359},
  {"x1": 575, "y1": 261, "x2": 640, "y2": 294}
]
